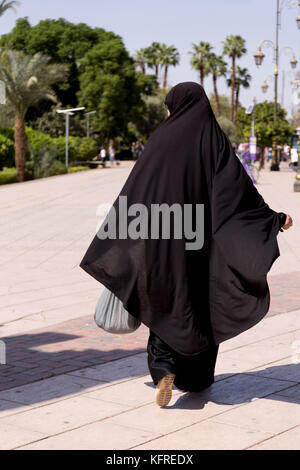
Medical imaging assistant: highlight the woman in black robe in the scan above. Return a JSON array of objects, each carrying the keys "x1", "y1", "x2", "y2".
[{"x1": 80, "y1": 82, "x2": 292, "y2": 407}]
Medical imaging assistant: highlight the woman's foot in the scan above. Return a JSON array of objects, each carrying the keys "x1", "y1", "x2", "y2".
[{"x1": 155, "y1": 374, "x2": 175, "y2": 407}]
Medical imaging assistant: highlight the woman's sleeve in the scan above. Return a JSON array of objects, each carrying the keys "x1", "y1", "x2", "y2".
[{"x1": 211, "y1": 130, "x2": 282, "y2": 278}]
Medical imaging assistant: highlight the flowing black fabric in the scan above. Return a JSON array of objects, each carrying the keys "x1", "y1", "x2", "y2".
[
  {"x1": 147, "y1": 329, "x2": 219, "y2": 392},
  {"x1": 80, "y1": 82, "x2": 283, "y2": 356}
]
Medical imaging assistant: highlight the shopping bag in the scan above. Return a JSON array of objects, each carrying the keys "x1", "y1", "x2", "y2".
[{"x1": 94, "y1": 287, "x2": 141, "y2": 334}]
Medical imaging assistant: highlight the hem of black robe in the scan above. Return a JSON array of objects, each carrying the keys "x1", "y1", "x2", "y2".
[
  {"x1": 212, "y1": 287, "x2": 271, "y2": 346},
  {"x1": 80, "y1": 260, "x2": 213, "y2": 357},
  {"x1": 80, "y1": 259, "x2": 274, "y2": 353},
  {"x1": 174, "y1": 377, "x2": 215, "y2": 393}
]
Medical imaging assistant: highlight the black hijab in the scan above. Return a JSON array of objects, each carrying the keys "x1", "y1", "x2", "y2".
[{"x1": 80, "y1": 82, "x2": 282, "y2": 356}]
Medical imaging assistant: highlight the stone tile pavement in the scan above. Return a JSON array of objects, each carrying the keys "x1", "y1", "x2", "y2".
[{"x1": 0, "y1": 161, "x2": 299, "y2": 450}]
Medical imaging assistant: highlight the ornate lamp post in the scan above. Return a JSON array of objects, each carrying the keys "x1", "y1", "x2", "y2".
[
  {"x1": 297, "y1": 1, "x2": 300, "y2": 28},
  {"x1": 261, "y1": 75, "x2": 274, "y2": 94},
  {"x1": 253, "y1": 0, "x2": 299, "y2": 171}
]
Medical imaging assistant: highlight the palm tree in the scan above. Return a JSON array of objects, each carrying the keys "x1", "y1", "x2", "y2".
[
  {"x1": 189, "y1": 42, "x2": 213, "y2": 87},
  {"x1": 222, "y1": 35, "x2": 247, "y2": 122},
  {"x1": 146, "y1": 42, "x2": 162, "y2": 80},
  {"x1": 0, "y1": 50, "x2": 68, "y2": 181},
  {"x1": 227, "y1": 66, "x2": 251, "y2": 116},
  {"x1": 134, "y1": 48, "x2": 148, "y2": 75},
  {"x1": 0, "y1": 0, "x2": 19, "y2": 16},
  {"x1": 207, "y1": 53, "x2": 227, "y2": 117},
  {"x1": 160, "y1": 44, "x2": 180, "y2": 90}
]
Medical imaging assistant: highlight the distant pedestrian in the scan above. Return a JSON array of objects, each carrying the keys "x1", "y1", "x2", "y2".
[
  {"x1": 100, "y1": 147, "x2": 107, "y2": 166},
  {"x1": 108, "y1": 145, "x2": 115, "y2": 167},
  {"x1": 136, "y1": 141, "x2": 144, "y2": 159}
]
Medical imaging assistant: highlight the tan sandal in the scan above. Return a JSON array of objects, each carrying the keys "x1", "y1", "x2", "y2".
[{"x1": 155, "y1": 374, "x2": 175, "y2": 407}]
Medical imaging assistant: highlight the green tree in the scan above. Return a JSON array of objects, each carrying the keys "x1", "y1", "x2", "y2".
[
  {"x1": 130, "y1": 93, "x2": 167, "y2": 140},
  {"x1": 236, "y1": 101, "x2": 295, "y2": 166},
  {"x1": 207, "y1": 53, "x2": 227, "y2": 116},
  {"x1": 159, "y1": 44, "x2": 180, "y2": 90},
  {"x1": 209, "y1": 93, "x2": 231, "y2": 120},
  {"x1": 189, "y1": 41, "x2": 213, "y2": 87},
  {"x1": 28, "y1": 103, "x2": 86, "y2": 138},
  {"x1": 0, "y1": 50, "x2": 68, "y2": 181},
  {"x1": 217, "y1": 115, "x2": 239, "y2": 143},
  {"x1": 78, "y1": 37, "x2": 144, "y2": 142},
  {"x1": 0, "y1": 18, "x2": 117, "y2": 107},
  {"x1": 222, "y1": 35, "x2": 247, "y2": 123},
  {"x1": 145, "y1": 42, "x2": 162, "y2": 80},
  {"x1": 134, "y1": 48, "x2": 148, "y2": 75}
]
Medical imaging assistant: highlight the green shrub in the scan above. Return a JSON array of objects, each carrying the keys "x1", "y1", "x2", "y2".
[
  {"x1": 0, "y1": 128, "x2": 15, "y2": 169},
  {"x1": 68, "y1": 166, "x2": 90, "y2": 173},
  {"x1": 0, "y1": 167, "x2": 18, "y2": 185},
  {"x1": 29, "y1": 142, "x2": 67, "y2": 179},
  {"x1": 0, "y1": 127, "x2": 98, "y2": 179},
  {"x1": 77, "y1": 137, "x2": 98, "y2": 161}
]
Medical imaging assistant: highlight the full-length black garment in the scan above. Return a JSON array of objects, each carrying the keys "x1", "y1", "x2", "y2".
[{"x1": 80, "y1": 82, "x2": 284, "y2": 388}]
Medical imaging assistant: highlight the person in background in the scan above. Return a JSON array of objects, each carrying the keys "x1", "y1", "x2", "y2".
[
  {"x1": 100, "y1": 147, "x2": 107, "y2": 167},
  {"x1": 108, "y1": 145, "x2": 116, "y2": 167},
  {"x1": 137, "y1": 141, "x2": 145, "y2": 159}
]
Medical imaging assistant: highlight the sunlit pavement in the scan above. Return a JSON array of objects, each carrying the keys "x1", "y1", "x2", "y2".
[{"x1": 0, "y1": 161, "x2": 299, "y2": 450}]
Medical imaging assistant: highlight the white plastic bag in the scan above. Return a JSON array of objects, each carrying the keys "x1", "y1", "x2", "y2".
[{"x1": 94, "y1": 288, "x2": 141, "y2": 334}]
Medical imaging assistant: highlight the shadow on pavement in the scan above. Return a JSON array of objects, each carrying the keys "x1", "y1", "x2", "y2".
[
  {"x1": 169, "y1": 364, "x2": 300, "y2": 409},
  {"x1": 0, "y1": 330, "x2": 147, "y2": 412}
]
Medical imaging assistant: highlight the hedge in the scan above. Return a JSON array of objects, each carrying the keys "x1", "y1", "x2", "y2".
[{"x1": 0, "y1": 128, "x2": 99, "y2": 171}]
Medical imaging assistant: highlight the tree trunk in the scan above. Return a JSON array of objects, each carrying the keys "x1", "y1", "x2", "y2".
[
  {"x1": 259, "y1": 146, "x2": 265, "y2": 170},
  {"x1": 213, "y1": 73, "x2": 220, "y2": 116},
  {"x1": 231, "y1": 54, "x2": 236, "y2": 122},
  {"x1": 235, "y1": 85, "x2": 240, "y2": 117},
  {"x1": 163, "y1": 65, "x2": 168, "y2": 90},
  {"x1": 200, "y1": 67, "x2": 204, "y2": 87},
  {"x1": 14, "y1": 115, "x2": 26, "y2": 183},
  {"x1": 141, "y1": 63, "x2": 145, "y2": 75}
]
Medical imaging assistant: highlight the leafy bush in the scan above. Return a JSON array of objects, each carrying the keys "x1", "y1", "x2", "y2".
[
  {"x1": 0, "y1": 167, "x2": 18, "y2": 185},
  {"x1": 217, "y1": 116, "x2": 240, "y2": 144},
  {"x1": 77, "y1": 137, "x2": 98, "y2": 161},
  {"x1": 0, "y1": 167, "x2": 33, "y2": 184},
  {"x1": 0, "y1": 127, "x2": 98, "y2": 181},
  {"x1": 68, "y1": 166, "x2": 90, "y2": 173},
  {"x1": 0, "y1": 128, "x2": 15, "y2": 169},
  {"x1": 29, "y1": 142, "x2": 67, "y2": 179}
]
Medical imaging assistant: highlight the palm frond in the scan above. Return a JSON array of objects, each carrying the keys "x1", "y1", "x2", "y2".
[
  {"x1": 0, "y1": 0, "x2": 20, "y2": 16},
  {"x1": 0, "y1": 49, "x2": 69, "y2": 117}
]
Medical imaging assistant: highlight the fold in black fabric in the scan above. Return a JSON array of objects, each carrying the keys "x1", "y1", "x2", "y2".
[
  {"x1": 147, "y1": 330, "x2": 219, "y2": 392},
  {"x1": 80, "y1": 82, "x2": 283, "y2": 356}
]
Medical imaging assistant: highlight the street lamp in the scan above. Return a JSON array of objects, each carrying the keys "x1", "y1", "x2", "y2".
[
  {"x1": 253, "y1": 47, "x2": 265, "y2": 66},
  {"x1": 261, "y1": 75, "x2": 274, "y2": 94},
  {"x1": 56, "y1": 107, "x2": 85, "y2": 172},
  {"x1": 290, "y1": 56, "x2": 298, "y2": 69},
  {"x1": 297, "y1": 1, "x2": 300, "y2": 28},
  {"x1": 84, "y1": 111, "x2": 97, "y2": 138}
]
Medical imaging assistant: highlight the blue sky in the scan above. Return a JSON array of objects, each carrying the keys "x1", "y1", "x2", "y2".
[{"x1": 1, "y1": 0, "x2": 300, "y2": 115}]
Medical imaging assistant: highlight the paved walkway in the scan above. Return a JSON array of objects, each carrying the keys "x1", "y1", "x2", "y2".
[{"x1": 0, "y1": 161, "x2": 299, "y2": 450}]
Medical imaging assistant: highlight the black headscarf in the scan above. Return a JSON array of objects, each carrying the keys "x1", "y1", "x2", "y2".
[{"x1": 80, "y1": 82, "x2": 282, "y2": 356}]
